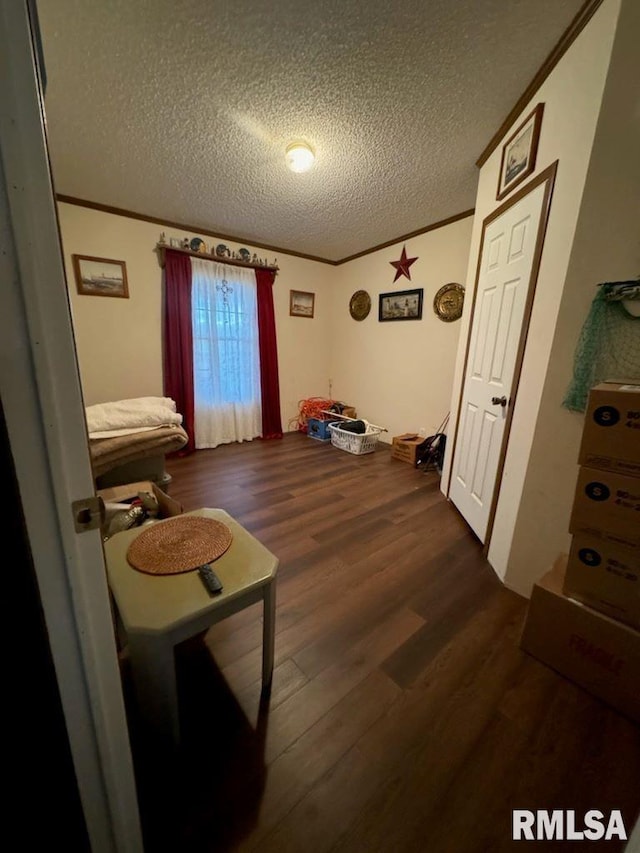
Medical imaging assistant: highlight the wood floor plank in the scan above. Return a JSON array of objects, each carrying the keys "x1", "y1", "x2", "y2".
[
  {"x1": 328, "y1": 607, "x2": 529, "y2": 852},
  {"x1": 408, "y1": 709, "x2": 532, "y2": 853},
  {"x1": 218, "y1": 531, "x2": 431, "y2": 691},
  {"x1": 233, "y1": 657, "x2": 309, "y2": 719},
  {"x1": 382, "y1": 551, "x2": 506, "y2": 689},
  {"x1": 494, "y1": 682, "x2": 640, "y2": 849},
  {"x1": 233, "y1": 670, "x2": 400, "y2": 852},
  {"x1": 257, "y1": 593, "x2": 526, "y2": 853},
  {"x1": 261, "y1": 605, "x2": 425, "y2": 765}
]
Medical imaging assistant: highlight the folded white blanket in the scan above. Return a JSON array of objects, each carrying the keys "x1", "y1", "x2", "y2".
[
  {"x1": 89, "y1": 425, "x2": 163, "y2": 439},
  {"x1": 86, "y1": 397, "x2": 182, "y2": 436}
]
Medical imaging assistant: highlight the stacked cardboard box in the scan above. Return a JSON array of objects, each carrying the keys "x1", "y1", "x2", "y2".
[
  {"x1": 521, "y1": 557, "x2": 640, "y2": 723},
  {"x1": 521, "y1": 382, "x2": 640, "y2": 722},
  {"x1": 567, "y1": 383, "x2": 640, "y2": 630}
]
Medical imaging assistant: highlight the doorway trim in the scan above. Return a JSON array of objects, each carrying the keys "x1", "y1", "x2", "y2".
[
  {"x1": 447, "y1": 161, "x2": 558, "y2": 550},
  {"x1": 0, "y1": 3, "x2": 142, "y2": 850}
]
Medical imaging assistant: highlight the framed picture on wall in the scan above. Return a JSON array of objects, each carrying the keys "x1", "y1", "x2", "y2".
[
  {"x1": 496, "y1": 103, "x2": 544, "y2": 201},
  {"x1": 378, "y1": 288, "x2": 423, "y2": 322},
  {"x1": 289, "y1": 289, "x2": 315, "y2": 318},
  {"x1": 72, "y1": 254, "x2": 129, "y2": 298}
]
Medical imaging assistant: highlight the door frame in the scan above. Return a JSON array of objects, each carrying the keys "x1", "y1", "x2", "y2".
[
  {"x1": 0, "y1": 3, "x2": 142, "y2": 850},
  {"x1": 447, "y1": 161, "x2": 558, "y2": 549}
]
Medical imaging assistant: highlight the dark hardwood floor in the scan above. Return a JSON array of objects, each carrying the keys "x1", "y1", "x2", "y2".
[{"x1": 126, "y1": 433, "x2": 640, "y2": 852}]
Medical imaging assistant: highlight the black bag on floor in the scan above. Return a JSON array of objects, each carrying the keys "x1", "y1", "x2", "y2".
[
  {"x1": 415, "y1": 433, "x2": 447, "y2": 472},
  {"x1": 415, "y1": 413, "x2": 450, "y2": 473},
  {"x1": 339, "y1": 419, "x2": 367, "y2": 434}
]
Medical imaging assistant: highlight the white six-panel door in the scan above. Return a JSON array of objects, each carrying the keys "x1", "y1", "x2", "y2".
[{"x1": 450, "y1": 180, "x2": 548, "y2": 542}]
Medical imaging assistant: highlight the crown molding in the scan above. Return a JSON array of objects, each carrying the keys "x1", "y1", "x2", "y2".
[
  {"x1": 56, "y1": 194, "x2": 475, "y2": 266},
  {"x1": 335, "y1": 209, "x2": 475, "y2": 265},
  {"x1": 56, "y1": 195, "x2": 335, "y2": 266}
]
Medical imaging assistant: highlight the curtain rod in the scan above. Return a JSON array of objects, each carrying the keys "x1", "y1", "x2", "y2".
[{"x1": 155, "y1": 243, "x2": 279, "y2": 273}]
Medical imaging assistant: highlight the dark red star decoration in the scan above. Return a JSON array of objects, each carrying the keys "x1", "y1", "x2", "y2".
[{"x1": 390, "y1": 244, "x2": 418, "y2": 282}]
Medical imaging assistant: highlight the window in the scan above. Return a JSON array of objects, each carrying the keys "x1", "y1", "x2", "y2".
[{"x1": 191, "y1": 258, "x2": 261, "y2": 448}]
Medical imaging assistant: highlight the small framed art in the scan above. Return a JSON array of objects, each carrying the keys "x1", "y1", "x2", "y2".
[
  {"x1": 289, "y1": 289, "x2": 315, "y2": 318},
  {"x1": 72, "y1": 254, "x2": 129, "y2": 298},
  {"x1": 496, "y1": 103, "x2": 544, "y2": 201}
]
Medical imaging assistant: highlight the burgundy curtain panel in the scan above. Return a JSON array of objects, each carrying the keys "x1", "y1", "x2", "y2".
[
  {"x1": 255, "y1": 268, "x2": 283, "y2": 439},
  {"x1": 163, "y1": 250, "x2": 195, "y2": 453}
]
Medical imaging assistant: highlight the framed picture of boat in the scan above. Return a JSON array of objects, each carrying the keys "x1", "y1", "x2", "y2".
[
  {"x1": 496, "y1": 103, "x2": 544, "y2": 201},
  {"x1": 289, "y1": 289, "x2": 315, "y2": 318},
  {"x1": 72, "y1": 254, "x2": 129, "y2": 298}
]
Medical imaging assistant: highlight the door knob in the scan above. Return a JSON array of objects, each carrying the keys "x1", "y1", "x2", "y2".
[{"x1": 491, "y1": 396, "x2": 508, "y2": 407}]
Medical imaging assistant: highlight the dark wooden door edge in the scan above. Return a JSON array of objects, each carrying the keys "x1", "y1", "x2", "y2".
[{"x1": 447, "y1": 162, "x2": 559, "y2": 555}]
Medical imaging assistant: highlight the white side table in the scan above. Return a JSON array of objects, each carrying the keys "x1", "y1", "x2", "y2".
[{"x1": 104, "y1": 508, "x2": 278, "y2": 746}]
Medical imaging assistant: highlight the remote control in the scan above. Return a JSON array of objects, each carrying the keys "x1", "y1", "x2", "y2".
[{"x1": 197, "y1": 564, "x2": 223, "y2": 595}]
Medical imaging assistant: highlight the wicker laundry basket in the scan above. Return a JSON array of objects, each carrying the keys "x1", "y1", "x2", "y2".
[{"x1": 328, "y1": 421, "x2": 383, "y2": 456}]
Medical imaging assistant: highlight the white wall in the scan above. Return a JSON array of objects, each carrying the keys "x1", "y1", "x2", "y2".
[
  {"x1": 504, "y1": 0, "x2": 640, "y2": 594},
  {"x1": 330, "y1": 216, "x2": 473, "y2": 441},
  {"x1": 441, "y1": 0, "x2": 623, "y2": 595},
  {"x1": 58, "y1": 203, "x2": 334, "y2": 430}
]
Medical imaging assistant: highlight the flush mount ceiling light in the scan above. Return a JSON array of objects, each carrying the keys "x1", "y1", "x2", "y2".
[{"x1": 285, "y1": 142, "x2": 315, "y2": 173}]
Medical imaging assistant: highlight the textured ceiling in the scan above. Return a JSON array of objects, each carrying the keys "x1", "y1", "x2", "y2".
[{"x1": 38, "y1": 0, "x2": 584, "y2": 261}]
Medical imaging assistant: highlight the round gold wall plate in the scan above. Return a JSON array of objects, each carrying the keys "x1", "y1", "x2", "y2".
[
  {"x1": 433, "y1": 283, "x2": 465, "y2": 322},
  {"x1": 349, "y1": 290, "x2": 371, "y2": 321}
]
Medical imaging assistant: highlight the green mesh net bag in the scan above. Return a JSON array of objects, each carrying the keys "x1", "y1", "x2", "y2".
[{"x1": 563, "y1": 285, "x2": 640, "y2": 413}]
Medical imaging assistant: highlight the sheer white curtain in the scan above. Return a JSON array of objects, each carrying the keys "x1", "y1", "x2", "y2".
[{"x1": 191, "y1": 258, "x2": 262, "y2": 448}]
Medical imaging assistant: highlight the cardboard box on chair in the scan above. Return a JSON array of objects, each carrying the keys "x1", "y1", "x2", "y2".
[
  {"x1": 520, "y1": 555, "x2": 640, "y2": 723},
  {"x1": 98, "y1": 479, "x2": 183, "y2": 537}
]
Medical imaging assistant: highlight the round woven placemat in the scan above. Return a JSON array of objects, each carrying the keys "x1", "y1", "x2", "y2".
[{"x1": 126, "y1": 516, "x2": 233, "y2": 575}]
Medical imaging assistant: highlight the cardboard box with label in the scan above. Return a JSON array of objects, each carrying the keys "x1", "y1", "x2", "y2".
[
  {"x1": 569, "y1": 466, "x2": 640, "y2": 549},
  {"x1": 564, "y1": 537, "x2": 639, "y2": 630},
  {"x1": 521, "y1": 556, "x2": 640, "y2": 723},
  {"x1": 578, "y1": 382, "x2": 640, "y2": 477},
  {"x1": 391, "y1": 434, "x2": 425, "y2": 465}
]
